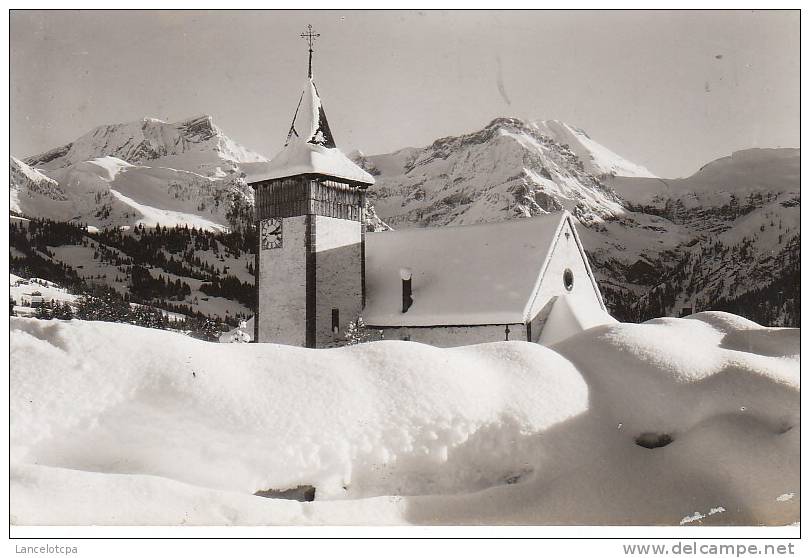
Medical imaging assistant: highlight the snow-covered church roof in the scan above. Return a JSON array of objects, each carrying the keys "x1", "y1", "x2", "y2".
[
  {"x1": 249, "y1": 77, "x2": 375, "y2": 186},
  {"x1": 364, "y1": 212, "x2": 598, "y2": 327}
]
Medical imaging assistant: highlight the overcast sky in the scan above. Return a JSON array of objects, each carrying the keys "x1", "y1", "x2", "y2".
[{"x1": 10, "y1": 10, "x2": 799, "y2": 177}]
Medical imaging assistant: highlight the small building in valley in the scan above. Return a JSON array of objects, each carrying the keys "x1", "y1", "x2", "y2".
[{"x1": 20, "y1": 291, "x2": 44, "y2": 308}]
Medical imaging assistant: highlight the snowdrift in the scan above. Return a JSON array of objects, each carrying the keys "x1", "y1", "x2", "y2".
[{"x1": 10, "y1": 312, "x2": 798, "y2": 526}]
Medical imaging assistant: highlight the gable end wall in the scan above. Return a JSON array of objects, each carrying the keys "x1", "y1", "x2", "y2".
[{"x1": 527, "y1": 218, "x2": 605, "y2": 328}]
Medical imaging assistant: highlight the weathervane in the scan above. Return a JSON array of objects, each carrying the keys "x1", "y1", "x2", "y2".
[{"x1": 300, "y1": 24, "x2": 320, "y2": 79}]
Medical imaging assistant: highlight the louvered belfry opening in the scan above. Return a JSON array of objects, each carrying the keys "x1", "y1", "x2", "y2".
[{"x1": 254, "y1": 175, "x2": 366, "y2": 222}]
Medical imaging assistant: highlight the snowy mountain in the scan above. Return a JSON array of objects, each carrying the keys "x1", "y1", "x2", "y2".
[
  {"x1": 25, "y1": 115, "x2": 266, "y2": 176},
  {"x1": 359, "y1": 119, "x2": 799, "y2": 326},
  {"x1": 610, "y1": 148, "x2": 801, "y2": 325},
  {"x1": 612, "y1": 148, "x2": 799, "y2": 206},
  {"x1": 14, "y1": 116, "x2": 266, "y2": 232},
  {"x1": 359, "y1": 117, "x2": 628, "y2": 229}
]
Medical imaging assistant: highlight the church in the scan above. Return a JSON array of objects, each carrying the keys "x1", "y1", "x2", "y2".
[{"x1": 247, "y1": 29, "x2": 615, "y2": 348}]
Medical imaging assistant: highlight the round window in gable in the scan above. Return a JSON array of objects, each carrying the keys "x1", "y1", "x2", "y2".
[{"x1": 563, "y1": 269, "x2": 574, "y2": 291}]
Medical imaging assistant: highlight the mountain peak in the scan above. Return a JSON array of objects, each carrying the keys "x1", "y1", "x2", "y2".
[
  {"x1": 362, "y1": 115, "x2": 627, "y2": 229},
  {"x1": 485, "y1": 116, "x2": 527, "y2": 130},
  {"x1": 414, "y1": 116, "x2": 655, "y2": 179},
  {"x1": 24, "y1": 115, "x2": 267, "y2": 172},
  {"x1": 529, "y1": 119, "x2": 657, "y2": 179}
]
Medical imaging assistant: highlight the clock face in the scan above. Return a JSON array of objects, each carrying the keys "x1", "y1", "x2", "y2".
[{"x1": 260, "y1": 218, "x2": 283, "y2": 250}]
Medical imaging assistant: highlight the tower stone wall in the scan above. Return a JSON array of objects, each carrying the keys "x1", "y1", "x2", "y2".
[
  {"x1": 256, "y1": 214, "x2": 308, "y2": 345},
  {"x1": 313, "y1": 215, "x2": 363, "y2": 346},
  {"x1": 253, "y1": 176, "x2": 367, "y2": 347}
]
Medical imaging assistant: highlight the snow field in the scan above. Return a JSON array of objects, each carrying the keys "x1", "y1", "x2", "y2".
[
  {"x1": 553, "y1": 313, "x2": 798, "y2": 437},
  {"x1": 10, "y1": 311, "x2": 799, "y2": 525},
  {"x1": 10, "y1": 274, "x2": 78, "y2": 305},
  {"x1": 10, "y1": 319, "x2": 587, "y2": 500}
]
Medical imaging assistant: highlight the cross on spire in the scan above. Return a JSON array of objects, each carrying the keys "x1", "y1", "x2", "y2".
[{"x1": 300, "y1": 24, "x2": 320, "y2": 78}]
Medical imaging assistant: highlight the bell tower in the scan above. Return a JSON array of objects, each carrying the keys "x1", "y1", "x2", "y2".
[{"x1": 250, "y1": 26, "x2": 375, "y2": 347}]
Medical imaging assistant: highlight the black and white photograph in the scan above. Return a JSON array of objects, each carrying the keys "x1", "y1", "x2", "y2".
[{"x1": 7, "y1": 6, "x2": 802, "y2": 550}]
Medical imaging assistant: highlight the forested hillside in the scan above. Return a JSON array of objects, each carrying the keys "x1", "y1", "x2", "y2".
[{"x1": 10, "y1": 218, "x2": 255, "y2": 330}]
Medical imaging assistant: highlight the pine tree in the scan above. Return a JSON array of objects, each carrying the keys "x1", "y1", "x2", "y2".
[
  {"x1": 35, "y1": 301, "x2": 53, "y2": 320},
  {"x1": 343, "y1": 317, "x2": 378, "y2": 346},
  {"x1": 186, "y1": 316, "x2": 225, "y2": 342},
  {"x1": 52, "y1": 301, "x2": 74, "y2": 320}
]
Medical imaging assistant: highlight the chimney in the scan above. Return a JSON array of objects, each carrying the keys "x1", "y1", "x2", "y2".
[{"x1": 400, "y1": 268, "x2": 413, "y2": 313}]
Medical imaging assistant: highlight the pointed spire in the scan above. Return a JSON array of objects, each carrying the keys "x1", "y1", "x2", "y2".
[
  {"x1": 284, "y1": 26, "x2": 335, "y2": 148},
  {"x1": 252, "y1": 77, "x2": 374, "y2": 186},
  {"x1": 248, "y1": 26, "x2": 374, "y2": 186},
  {"x1": 285, "y1": 78, "x2": 336, "y2": 149}
]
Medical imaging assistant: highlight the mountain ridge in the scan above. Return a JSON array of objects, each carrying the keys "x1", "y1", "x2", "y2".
[
  {"x1": 10, "y1": 114, "x2": 800, "y2": 326},
  {"x1": 13, "y1": 115, "x2": 265, "y2": 232},
  {"x1": 24, "y1": 115, "x2": 267, "y2": 176}
]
